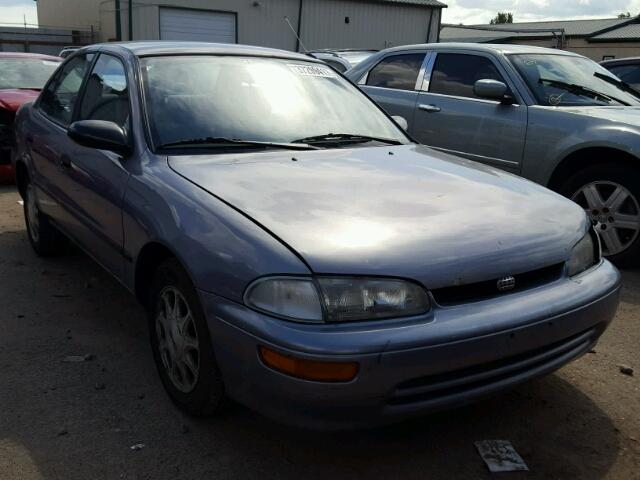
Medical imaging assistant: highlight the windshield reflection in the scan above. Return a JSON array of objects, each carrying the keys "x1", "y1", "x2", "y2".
[
  {"x1": 141, "y1": 56, "x2": 408, "y2": 149},
  {"x1": 510, "y1": 54, "x2": 640, "y2": 107}
]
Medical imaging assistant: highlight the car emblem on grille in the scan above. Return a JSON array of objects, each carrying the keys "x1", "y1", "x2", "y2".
[{"x1": 497, "y1": 276, "x2": 516, "y2": 292}]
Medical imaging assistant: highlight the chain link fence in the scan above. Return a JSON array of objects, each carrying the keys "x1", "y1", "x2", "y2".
[{"x1": 0, "y1": 24, "x2": 99, "y2": 57}]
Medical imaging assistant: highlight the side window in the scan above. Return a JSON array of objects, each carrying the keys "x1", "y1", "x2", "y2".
[
  {"x1": 366, "y1": 54, "x2": 425, "y2": 91},
  {"x1": 430, "y1": 53, "x2": 507, "y2": 99},
  {"x1": 40, "y1": 54, "x2": 93, "y2": 126},
  {"x1": 608, "y1": 65, "x2": 640, "y2": 90},
  {"x1": 78, "y1": 54, "x2": 130, "y2": 128}
]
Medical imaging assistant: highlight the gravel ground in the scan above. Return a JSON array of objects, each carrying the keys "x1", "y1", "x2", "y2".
[{"x1": 0, "y1": 184, "x2": 638, "y2": 480}]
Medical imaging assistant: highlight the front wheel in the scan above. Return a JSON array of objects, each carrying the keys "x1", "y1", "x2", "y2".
[
  {"x1": 560, "y1": 165, "x2": 640, "y2": 268},
  {"x1": 149, "y1": 258, "x2": 225, "y2": 416}
]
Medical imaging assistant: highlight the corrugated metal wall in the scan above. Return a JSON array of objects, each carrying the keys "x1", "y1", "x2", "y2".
[
  {"x1": 299, "y1": 0, "x2": 438, "y2": 50},
  {"x1": 121, "y1": 0, "x2": 301, "y2": 50},
  {"x1": 40, "y1": 0, "x2": 443, "y2": 51}
]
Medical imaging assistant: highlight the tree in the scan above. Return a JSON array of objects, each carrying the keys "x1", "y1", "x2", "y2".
[
  {"x1": 619, "y1": 12, "x2": 632, "y2": 18},
  {"x1": 490, "y1": 12, "x2": 514, "y2": 24}
]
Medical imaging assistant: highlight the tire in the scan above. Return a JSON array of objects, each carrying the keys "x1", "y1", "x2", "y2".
[
  {"x1": 23, "y1": 181, "x2": 66, "y2": 257},
  {"x1": 559, "y1": 164, "x2": 640, "y2": 268},
  {"x1": 149, "y1": 258, "x2": 225, "y2": 416}
]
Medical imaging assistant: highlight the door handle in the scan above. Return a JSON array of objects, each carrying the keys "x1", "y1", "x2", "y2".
[{"x1": 418, "y1": 104, "x2": 441, "y2": 113}]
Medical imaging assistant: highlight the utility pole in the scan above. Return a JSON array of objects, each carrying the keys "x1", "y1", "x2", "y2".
[
  {"x1": 128, "y1": 0, "x2": 133, "y2": 40},
  {"x1": 115, "y1": 0, "x2": 122, "y2": 41}
]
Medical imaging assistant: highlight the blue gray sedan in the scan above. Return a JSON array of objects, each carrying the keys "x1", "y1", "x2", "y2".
[{"x1": 12, "y1": 42, "x2": 621, "y2": 429}]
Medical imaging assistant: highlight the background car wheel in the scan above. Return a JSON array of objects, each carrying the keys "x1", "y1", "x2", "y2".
[
  {"x1": 559, "y1": 164, "x2": 640, "y2": 268},
  {"x1": 149, "y1": 258, "x2": 225, "y2": 416},
  {"x1": 23, "y1": 182, "x2": 66, "y2": 257}
]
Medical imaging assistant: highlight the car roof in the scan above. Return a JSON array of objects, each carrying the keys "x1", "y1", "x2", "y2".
[
  {"x1": 601, "y1": 57, "x2": 640, "y2": 66},
  {"x1": 82, "y1": 41, "x2": 323, "y2": 63},
  {"x1": 309, "y1": 48, "x2": 378, "y2": 53},
  {"x1": 380, "y1": 42, "x2": 584, "y2": 57},
  {"x1": 0, "y1": 52, "x2": 61, "y2": 61}
]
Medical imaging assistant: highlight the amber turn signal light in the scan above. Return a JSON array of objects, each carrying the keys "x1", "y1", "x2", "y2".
[{"x1": 259, "y1": 346, "x2": 359, "y2": 382}]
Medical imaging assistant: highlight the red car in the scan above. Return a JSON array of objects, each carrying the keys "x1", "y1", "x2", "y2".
[{"x1": 0, "y1": 52, "x2": 61, "y2": 183}]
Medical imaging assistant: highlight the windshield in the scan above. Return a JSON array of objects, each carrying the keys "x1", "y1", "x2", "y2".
[
  {"x1": 0, "y1": 58, "x2": 60, "y2": 90},
  {"x1": 141, "y1": 55, "x2": 408, "y2": 149},
  {"x1": 510, "y1": 54, "x2": 640, "y2": 107}
]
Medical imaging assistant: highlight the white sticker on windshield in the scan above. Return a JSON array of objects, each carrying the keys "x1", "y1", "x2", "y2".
[
  {"x1": 287, "y1": 64, "x2": 337, "y2": 78},
  {"x1": 42, "y1": 60, "x2": 60, "y2": 66}
]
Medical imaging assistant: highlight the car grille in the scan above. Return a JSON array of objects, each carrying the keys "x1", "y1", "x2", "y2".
[
  {"x1": 387, "y1": 327, "x2": 595, "y2": 406},
  {"x1": 431, "y1": 263, "x2": 564, "y2": 306}
]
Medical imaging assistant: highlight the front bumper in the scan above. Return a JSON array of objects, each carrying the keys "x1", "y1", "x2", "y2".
[{"x1": 200, "y1": 260, "x2": 621, "y2": 429}]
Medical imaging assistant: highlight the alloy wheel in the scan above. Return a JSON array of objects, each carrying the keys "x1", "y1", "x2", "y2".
[
  {"x1": 572, "y1": 181, "x2": 640, "y2": 256},
  {"x1": 155, "y1": 286, "x2": 200, "y2": 393}
]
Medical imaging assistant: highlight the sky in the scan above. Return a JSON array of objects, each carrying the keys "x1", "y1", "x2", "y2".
[
  {"x1": 441, "y1": 0, "x2": 640, "y2": 25},
  {"x1": 0, "y1": 0, "x2": 38, "y2": 26},
  {"x1": 1, "y1": 0, "x2": 640, "y2": 27}
]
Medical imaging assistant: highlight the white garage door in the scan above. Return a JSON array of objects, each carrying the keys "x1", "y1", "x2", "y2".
[{"x1": 159, "y1": 8, "x2": 236, "y2": 43}]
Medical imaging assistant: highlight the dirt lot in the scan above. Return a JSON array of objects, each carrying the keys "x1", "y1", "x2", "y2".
[{"x1": 0, "y1": 184, "x2": 638, "y2": 480}]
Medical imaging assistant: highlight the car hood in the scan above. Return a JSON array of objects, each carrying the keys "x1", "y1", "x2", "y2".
[
  {"x1": 557, "y1": 105, "x2": 640, "y2": 128},
  {"x1": 0, "y1": 89, "x2": 40, "y2": 112},
  {"x1": 169, "y1": 145, "x2": 587, "y2": 289}
]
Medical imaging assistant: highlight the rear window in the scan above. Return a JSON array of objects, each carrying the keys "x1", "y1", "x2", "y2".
[
  {"x1": 0, "y1": 58, "x2": 60, "y2": 90},
  {"x1": 366, "y1": 54, "x2": 425, "y2": 91}
]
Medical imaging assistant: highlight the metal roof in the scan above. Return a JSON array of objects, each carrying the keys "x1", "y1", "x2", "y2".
[
  {"x1": 377, "y1": 0, "x2": 447, "y2": 6},
  {"x1": 441, "y1": 17, "x2": 633, "y2": 43},
  {"x1": 590, "y1": 23, "x2": 640, "y2": 41}
]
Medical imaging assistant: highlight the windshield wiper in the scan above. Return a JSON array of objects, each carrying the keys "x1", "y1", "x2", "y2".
[
  {"x1": 158, "y1": 137, "x2": 320, "y2": 151},
  {"x1": 292, "y1": 133, "x2": 403, "y2": 146},
  {"x1": 539, "y1": 77, "x2": 630, "y2": 106},
  {"x1": 594, "y1": 71, "x2": 640, "y2": 100}
]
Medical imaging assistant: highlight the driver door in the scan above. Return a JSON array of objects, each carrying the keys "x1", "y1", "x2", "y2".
[
  {"x1": 62, "y1": 53, "x2": 132, "y2": 278},
  {"x1": 413, "y1": 52, "x2": 527, "y2": 173}
]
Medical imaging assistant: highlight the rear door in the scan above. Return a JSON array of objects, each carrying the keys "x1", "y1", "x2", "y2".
[
  {"x1": 358, "y1": 51, "x2": 428, "y2": 129},
  {"x1": 413, "y1": 51, "x2": 527, "y2": 173}
]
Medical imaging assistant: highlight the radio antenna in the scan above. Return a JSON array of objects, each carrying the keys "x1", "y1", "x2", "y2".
[{"x1": 284, "y1": 16, "x2": 308, "y2": 53}]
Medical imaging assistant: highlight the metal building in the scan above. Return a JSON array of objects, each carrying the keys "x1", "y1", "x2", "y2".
[
  {"x1": 440, "y1": 17, "x2": 640, "y2": 62},
  {"x1": 37, "y1": 0, "x2": 446, "y2": 51}
]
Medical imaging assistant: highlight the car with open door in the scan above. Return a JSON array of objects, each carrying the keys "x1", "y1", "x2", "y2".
[
  {"x1": 347, "y1": 44, "x2": 640, "y2": 267},
  {"x1": 12, "y1": 42, "x2": 620, "y2": 429}
]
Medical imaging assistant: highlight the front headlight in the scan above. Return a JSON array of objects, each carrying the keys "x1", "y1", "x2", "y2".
[
  {"x1": 244, "y1": 276, "x2": 431, "y2": 323},
  {"x1": 567, "y1": 229, "x2": 600, "y2": 277}
]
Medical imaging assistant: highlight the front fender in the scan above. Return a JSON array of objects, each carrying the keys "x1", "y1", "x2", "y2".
[
  {"x1": 122, "y1": 153, "x2": 311, "y2": 303},
  {"x1": 522, "y1": 107, "x2": 640, "y2": 185}
]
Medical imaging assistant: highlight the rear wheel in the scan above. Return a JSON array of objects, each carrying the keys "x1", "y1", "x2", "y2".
[
  {"x1": 149, "y1": 258, "x2": 225, "y2": 416},
  {"x1": 23, "y1": 182, "x2": 66, "y2": 256},
  {"x1": 559, "y1": 165, "x2": 640, "y2": 267}
]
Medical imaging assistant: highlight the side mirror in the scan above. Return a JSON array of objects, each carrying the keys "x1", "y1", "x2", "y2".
[
  {"x1": 68, "y1": 120, "x2": 131, "y2": 154},
  {"x1": 474, "y1": 79, "x2": 513, "y2": 104},
  {"x1": 391, "y1": 115, "x2": 409, "y2": 130}
]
